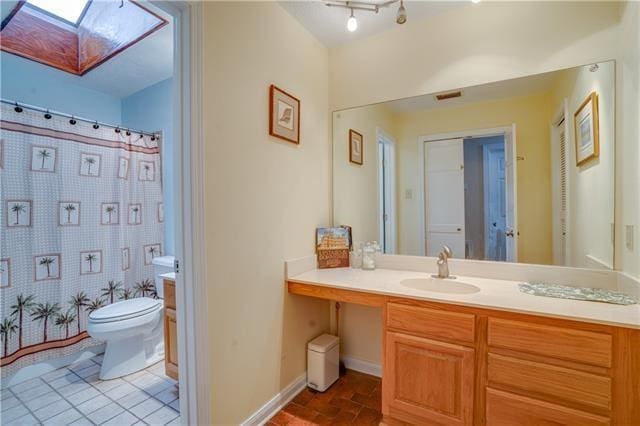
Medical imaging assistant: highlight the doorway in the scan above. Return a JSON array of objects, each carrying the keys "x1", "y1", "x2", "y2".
[
  {"x1": 377, "y1": 128, "x2": 396, "y2": 254},
  {"x1": 421, "y1": 127, "x2": 517, "y2": 261}
]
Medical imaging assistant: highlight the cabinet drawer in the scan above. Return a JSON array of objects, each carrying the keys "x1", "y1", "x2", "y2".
[
  {"x1": 486, "y1": 388, "x2": 610, "y2": 426},
  {"x1": 488, "y1": 353, "x2": 611, "y2": 411},
  {"x1": 488, "y1": 318, "x2": 612, "y2": 367},
  {"x1": 164, "y1": 279, "x2": 176, "y2": 310},
  {"x1": 387, "y1": 303, "x2": 475, "y2": 343}
]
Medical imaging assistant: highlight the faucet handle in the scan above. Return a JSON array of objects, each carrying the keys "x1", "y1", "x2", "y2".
[{"x1": 442, "y1": 245, "x2": 453, "y2": 259}]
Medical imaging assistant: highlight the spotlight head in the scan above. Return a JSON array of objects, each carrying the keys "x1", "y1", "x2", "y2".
[
  {"x1": 396, "y1": 0, "x2": 407, "y2": 24},
  {"x1": 69, "y1": 118, "x2": 77, "y2": 125},
  {"x1": 347, "y1": 9, "x2": 357, "y2": 32},
  {"x1": 93, "y1": 122, "x2": 100, "y2": 129},
  {"x1": 44, "y1": 112, "x2": 52, "y2": 119}
]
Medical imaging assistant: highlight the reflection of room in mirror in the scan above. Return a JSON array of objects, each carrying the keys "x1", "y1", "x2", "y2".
[{"x1": 332, "y1": 61, "x2": 615, "y2": 269}]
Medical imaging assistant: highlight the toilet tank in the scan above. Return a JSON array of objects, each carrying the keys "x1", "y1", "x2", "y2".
[{"x1": 152, "y1": 256, "x2": 175, "y2": 299}]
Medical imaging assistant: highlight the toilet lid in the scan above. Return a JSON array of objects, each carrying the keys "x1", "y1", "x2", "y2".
[{"x1": 89, "y1": 297, "x2": 162, "y2": 323}]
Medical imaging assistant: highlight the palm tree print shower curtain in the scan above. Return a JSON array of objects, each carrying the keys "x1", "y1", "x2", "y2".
[{"x1": 0, "y1": 104, "x2": 164, "y2": 378}]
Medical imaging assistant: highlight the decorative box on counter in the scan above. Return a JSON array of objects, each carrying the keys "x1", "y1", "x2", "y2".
[{"x1": 316, "y1": 226, "x2": 351, "y2": 269}]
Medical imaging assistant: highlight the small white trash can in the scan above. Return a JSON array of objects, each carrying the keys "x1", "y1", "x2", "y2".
[{"x1": 307, "y1": 334, "x2": 339, "y2": 392}]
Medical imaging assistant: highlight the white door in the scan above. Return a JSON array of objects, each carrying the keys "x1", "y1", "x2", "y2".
[
  {"x1": 424, "y1": 139, "x2": 465, "y2": 258},
  {"x1": 504, "y1": 127, "x2": 518, "y2": 262}
]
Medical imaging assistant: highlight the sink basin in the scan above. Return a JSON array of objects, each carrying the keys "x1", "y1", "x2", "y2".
[{"x1": 400, "y1": 277, "x2": 480, "y2": 294}]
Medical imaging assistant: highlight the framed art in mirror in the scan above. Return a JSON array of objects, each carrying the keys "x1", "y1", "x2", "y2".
[
  {"x1": 574, "y1": 91, "x2": 599, "y2": 166},
  {"x1": 349, "y1": 129, "x2": 363, "y2": 165}
]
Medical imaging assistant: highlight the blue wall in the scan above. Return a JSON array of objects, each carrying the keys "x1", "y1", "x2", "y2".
[
  {"x1": 0, "y1": 53, "x2": 122, "y2": 123},
  {"x1": 122, "y1": 78, "x2": 174, "y2": 255}
]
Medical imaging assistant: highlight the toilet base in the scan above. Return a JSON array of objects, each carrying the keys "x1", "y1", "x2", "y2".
[{"x1": 99, "y1": 332, "x2": 165, "y2": 380}]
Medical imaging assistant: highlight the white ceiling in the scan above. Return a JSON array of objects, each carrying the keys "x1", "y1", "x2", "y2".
[
  {"x1": 385, "y1": 70, "x2": 559, "y2": 113},
  {"x1": 1, "y1": 1, "x2": 173, "y2": 99},
  {"x1": 279, "y1": 0, "x2": 466, "y2": 47}
]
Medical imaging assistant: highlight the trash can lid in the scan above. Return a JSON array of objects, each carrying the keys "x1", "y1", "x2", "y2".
[{"x1": 308, "y1": 334, "x2": 339, "y2": 353}]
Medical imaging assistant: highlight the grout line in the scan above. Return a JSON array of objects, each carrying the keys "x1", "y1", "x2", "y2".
[{"x1": 4, "y1": 361, "x2": 180, "y2": 426}]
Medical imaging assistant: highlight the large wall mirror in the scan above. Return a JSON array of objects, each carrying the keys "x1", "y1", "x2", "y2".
[{"x1": 333, "y1": 61, "x2": 615, "y2": 268}]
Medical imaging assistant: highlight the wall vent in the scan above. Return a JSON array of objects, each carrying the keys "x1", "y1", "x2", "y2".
[{"x1": 435, "y1": 91, "x2": 462, "y2": 101}]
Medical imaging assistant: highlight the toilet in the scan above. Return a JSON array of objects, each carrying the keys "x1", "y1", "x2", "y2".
[{"x1": 87, "y1": 255, "x2": 175, "y2": 380}]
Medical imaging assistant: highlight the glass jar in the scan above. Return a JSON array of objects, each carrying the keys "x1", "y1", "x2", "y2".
[
  {"x1": 362, "y1": 242, "x2": 377, "y2": 270},
  {"x1": 350, "y1": 242, "x2": 363, "y2": 269}
]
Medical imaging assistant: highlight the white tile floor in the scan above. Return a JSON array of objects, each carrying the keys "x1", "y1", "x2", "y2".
[{"x1": 1, "y1": 356, "x2": 180, "y2": 425}]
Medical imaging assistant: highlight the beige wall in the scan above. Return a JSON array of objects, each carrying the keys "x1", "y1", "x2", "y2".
[
  {"x1": 332, "y1": 104, "x2": 398, "y2": 245},
  {"x1": 617, "y1": 1, "x2": 640, "y2": 278},
  {"x1": 203, "y1": 2, "x2": 331, "y2": 423},
  {"x1": 329, "y1": 2, "x2": 621, "y2": 111},
  {"x1": 551, "y1": 62, "x2": 616, "y2": 269},
  {"x1": 395, "y1": 92, "x2": 554, "y2": 264}
]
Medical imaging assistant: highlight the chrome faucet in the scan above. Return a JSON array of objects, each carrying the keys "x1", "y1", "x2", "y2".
[{"x1": 433, "y1": 246, "x2": 454, "y2": 279}]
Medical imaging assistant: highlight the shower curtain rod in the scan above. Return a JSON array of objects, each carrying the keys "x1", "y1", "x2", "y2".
[{"x1": 1, "y1": 98, "x2": 160, "y2": 139}]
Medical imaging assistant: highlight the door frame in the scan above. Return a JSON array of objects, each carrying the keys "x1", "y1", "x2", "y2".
[
  {"x1": 418, "y1": 125, "x2": 517, "y2": 259},
  {"x1": 153, "y1": 1, "x2": 209, "y2": 424},
  {"x1": 377, "y1": 127, "x2": 396, "y2": 254}
]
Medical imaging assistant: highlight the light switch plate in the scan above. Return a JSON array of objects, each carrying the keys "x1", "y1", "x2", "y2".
[{"x1": 626, "y1": 225, "x2": 635, "y2": 251}]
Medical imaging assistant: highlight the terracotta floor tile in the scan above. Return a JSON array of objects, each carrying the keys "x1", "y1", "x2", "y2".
[
  {"x1": 352, "y1": 406, "x2": 382, "y2": 425},
  {"x1": 269, "y1": 370, "x2": 380, "y2": 425},
  {"x1": 282, "y1": 402, "x2": 318, "y2": 422},
  {"x1": 351, "y1": 392, "x2": 381, "y2": 410},
  {"x1": 306, "y1": 398, "x2": 341, "y2": 417},
  {"x1": 328, "y1": 396, "x2": 362, "y2": 414},
  {"x1": 269, "y1": 410, "x2": 296, "y2": 425},
  {"x1": 292, "y1": 389, "x2": 315, "y2": 406}
]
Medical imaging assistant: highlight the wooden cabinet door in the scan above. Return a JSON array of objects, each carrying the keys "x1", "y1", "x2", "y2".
[
  {"x1": 164, "y1": 308, "x2": 179, "y2": 380},
  {"x1": 384, "y1": 332, "x2": 475, "y2": 425}
]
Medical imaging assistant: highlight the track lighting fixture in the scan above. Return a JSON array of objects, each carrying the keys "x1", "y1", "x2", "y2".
[
  {"x1": 14, "y1": 102, "x2": 23, "y2": 113},
  {"x1": 115, "y1": 127, "x2": 121, "y2": 133},
  {"x1": 44, "y1": 110, "x2": 52, "y2": 119},
  {"x1": 347, "y1": 8, "x2": 358, "y2": 32},
  {"x1": 150, "y1": 135, "x2": 156, "y2": 141},
  {"x1": 93, "y1": 121, "x2": 100, "y2": 129},
  {"x1": 324, "y1": 1, "x2": 410, "y2": 31},
  {"x1": 126, "y1": 129, "x2": 131, "y2": 136},
  {"x1": 69, "y1": 117, "x2": 77, "y2": 125}
]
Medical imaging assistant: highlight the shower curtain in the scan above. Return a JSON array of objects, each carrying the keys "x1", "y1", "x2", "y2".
[{"x1": 0, "y1": 104, "x2": 164, "y2": 378}]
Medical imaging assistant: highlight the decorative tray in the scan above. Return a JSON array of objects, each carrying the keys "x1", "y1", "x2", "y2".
[{"x1": 518, "y1": 282, "x2": 638, "y2": 305}]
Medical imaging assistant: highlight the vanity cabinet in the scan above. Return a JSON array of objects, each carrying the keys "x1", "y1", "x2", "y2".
[
  {"x1": 163, "y1": 278, "x2": 179, "y2": 380},
  {"x1": 384, "y1": 332, "x2": 475, "y2": 425},
  {"x1": 286, "y1": 281, "x2": 640, "y2": 425}
]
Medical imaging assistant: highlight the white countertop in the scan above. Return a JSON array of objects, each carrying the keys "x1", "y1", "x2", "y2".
[{"x1": 289, "y1": 267, "x2": 640, "y2": 329}]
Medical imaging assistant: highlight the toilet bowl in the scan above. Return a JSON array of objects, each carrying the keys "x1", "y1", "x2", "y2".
[{"x1": 87, "y1": 297, "x2": 164, "y2": 380}]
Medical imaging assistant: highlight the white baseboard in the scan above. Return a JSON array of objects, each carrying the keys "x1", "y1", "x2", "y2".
[
  {"x1": 341, "y1": 356, "x2": 382, "y2": 378},
  {"x1": 241, "y1": 372, "x2": 307, "y2": 426}
]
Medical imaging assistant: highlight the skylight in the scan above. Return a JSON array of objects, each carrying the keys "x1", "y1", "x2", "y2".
[{"x1": 26, "y1": 0, "x2": 89, "y2": 25}]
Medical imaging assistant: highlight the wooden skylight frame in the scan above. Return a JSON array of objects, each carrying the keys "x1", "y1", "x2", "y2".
[{"x1": 0, "y1": 0, "x2": 168, "y2": 76}]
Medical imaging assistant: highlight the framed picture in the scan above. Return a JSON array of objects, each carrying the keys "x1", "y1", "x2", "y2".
[
  {"x1": 269, "y1": 84, "x2": 300, "y2": 144},
  {"x1": 349, "y1": 129, "x2": 363, "y2": 165},
  {"x1": 574, "y1": 92, "x2": 599, "y2": 166}
]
